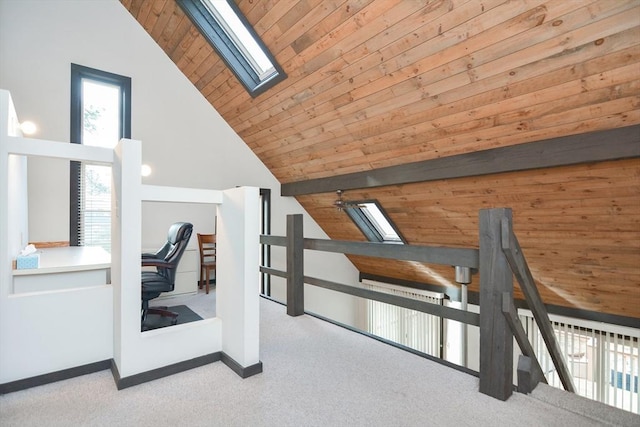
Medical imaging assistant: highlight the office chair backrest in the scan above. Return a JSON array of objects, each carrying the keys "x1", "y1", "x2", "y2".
[{"x1": 154, "y1": 222, "x2": 193, "y2": 283}]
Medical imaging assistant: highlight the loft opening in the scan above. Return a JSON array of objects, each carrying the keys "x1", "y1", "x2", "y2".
[{"x1": 177, "y1": 0, "x2": 286, "y2": 97}]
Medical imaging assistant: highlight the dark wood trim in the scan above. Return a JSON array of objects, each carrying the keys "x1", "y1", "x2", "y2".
[
  {"x1": 0, "y1": 360, "x2": 111, "y2": 394},
  {"x1": 478, "y1": 208, "x2": 514, "y2": 401},
  {"x1": 501, "y1": 216, "x2": 575, "y2": 393},
  {"x1": 305, "y1": 238, "x2": 479, "y2": 269},
  {"x1": 281, "y1": 125, "x2": 640, "y2": 196},
  {"x1": 69, "y1": 63, "x2": 131, "y2": 246},
  {"x1": 260, "y1": 265, "x2": 287, "y2": 279},
  {"x1": 220, "y1": 353, "x2": 263, "y2": 378},
  {"x1": 502, "y1": 294, "x2": 546, "y2": 387},
  {"x1": 305, "y1": 275, "x2": 480, "y2": 326},
  {"x1": 270, "y1": 234, "x2": 478, "y2": 268},
  {"x1": 516, "y1": 355, "x2": 543, "y2": 395},
  {"x1": 113, "y1": 353, "x2": 221, "y2": 390},
  {"x1": 260, "y1": 188, "x2": 272, "y2": 296},
  {"x1": 286, "y1": 214, "x2": 304, "y2": 316},
  {"x1": 260, "y1": 234, "x2": 286, "y2": 246}
]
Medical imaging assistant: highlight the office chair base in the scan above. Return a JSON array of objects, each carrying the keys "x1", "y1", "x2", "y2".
[{"x1": 141, "y1": 307, "x2": 179, "y2": 331}]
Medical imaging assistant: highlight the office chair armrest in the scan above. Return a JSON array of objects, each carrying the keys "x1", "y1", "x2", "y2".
[
  {"x1": 141, "y1": 258, "x2": 174, "y2": 269},
  {"x1": 142, "y1": 253, "x2": 157, "y2": 259}
]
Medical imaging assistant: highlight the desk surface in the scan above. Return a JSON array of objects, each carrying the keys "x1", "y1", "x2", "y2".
[{"x1": 13, "y1": 246, "x2": 111, "y2": 276}]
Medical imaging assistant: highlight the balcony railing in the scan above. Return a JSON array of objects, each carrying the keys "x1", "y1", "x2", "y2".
[{"x1": 260, "y1": 208, "x2": 574, "y2": 402}]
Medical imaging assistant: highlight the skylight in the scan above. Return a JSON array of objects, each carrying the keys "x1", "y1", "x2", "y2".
[
  {"x1": 177, "y1": 0, "x2": 286, "y2": 97},
  {"x1": 359, "y1": 202, "x2": 403, "y2": 242},
  {"x1": 201, "y1": 0, "x2": 275, "y2": 80},
  {"x1": 344, "y1": 200, "x2": 405, "y2": 244}
]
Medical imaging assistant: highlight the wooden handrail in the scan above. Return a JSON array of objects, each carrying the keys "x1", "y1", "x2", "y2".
[
  {"x1": 500, "y1": 216, "x2": 576, "y2": 393},
  {"x1": 305, "y1": 275, "x2": 480, "y2": 326},
  {"x1": 304, "y1": 238, "x2": 478, "y2": 268},
  {"x1": 260, "y1": 234, "x2": 479, "y2": 268}
]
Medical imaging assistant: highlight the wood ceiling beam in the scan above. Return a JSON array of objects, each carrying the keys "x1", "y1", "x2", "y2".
[{"x1": 281, "y1": 125, "x2": 640, "y2": 196}]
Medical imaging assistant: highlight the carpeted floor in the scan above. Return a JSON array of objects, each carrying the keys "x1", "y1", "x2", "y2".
[{"x1": 0, "y1": 298, "x2": 637, "y2": 426}]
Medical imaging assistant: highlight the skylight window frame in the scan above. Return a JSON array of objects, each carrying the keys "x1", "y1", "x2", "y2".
[
  {"x1": 344, "y1": 200, "x2": 406, "y2": 244},
  {"x1": 177, "y1": 0, "x2": 286, "y2": 97}
]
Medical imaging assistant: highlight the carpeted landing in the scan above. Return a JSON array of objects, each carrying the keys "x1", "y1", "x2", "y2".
[{"x1": 1, "y1": 298, "x2": 638, "y2": 426}]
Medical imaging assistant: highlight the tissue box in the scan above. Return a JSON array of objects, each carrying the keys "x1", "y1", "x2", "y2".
[{"x1": 16, "y1": 254, "x2": 40, "y2": 269}]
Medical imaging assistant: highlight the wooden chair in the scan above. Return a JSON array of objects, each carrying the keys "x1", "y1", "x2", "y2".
[{"x1": 197, "y1": 233, "x2": 216, "y2": 294}]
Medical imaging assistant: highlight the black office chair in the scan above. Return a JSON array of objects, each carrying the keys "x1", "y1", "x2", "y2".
[{"x1": 141, "y1": 222, "x2": 193, "y2": 330}]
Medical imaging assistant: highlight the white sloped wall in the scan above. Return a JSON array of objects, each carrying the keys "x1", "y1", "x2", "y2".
[{"x1": 0, "y1": 0, "x2": 360, "y2": 327}]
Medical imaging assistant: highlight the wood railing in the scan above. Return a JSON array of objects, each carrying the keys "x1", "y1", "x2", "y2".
[
  {"x1": 260, "y1": 208, "x2": 574, "y2": 401},
  {"x1": 500, "y1": 213, "x2": 575, "y2": 394}
]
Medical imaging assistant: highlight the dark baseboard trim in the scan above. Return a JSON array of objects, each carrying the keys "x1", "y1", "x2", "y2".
[
  {"x1": 0, "y1": 359, "x2": 111, "y2": 394},
  {"x1": 0, "y1": 350, "x2": 262, "y2": 394},
  {"x1": 113, "y1": 352, "x2": 221, "y2": 390},
  {"x1": 221, "y1": 353, "x2": 263, "y2": 378}
]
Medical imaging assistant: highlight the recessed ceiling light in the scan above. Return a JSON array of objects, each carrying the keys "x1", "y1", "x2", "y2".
[
  {"x1": 141, "y1": 164, "x2": 152, "y2": 177},
  {"x1": 20, "y1": 121, "x2": 37, "y2": 135}
]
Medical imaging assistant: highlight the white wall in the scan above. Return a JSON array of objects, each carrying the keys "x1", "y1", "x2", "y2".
[{"x1": 0, "y1": 0, "x2": 360, "y2": 326}]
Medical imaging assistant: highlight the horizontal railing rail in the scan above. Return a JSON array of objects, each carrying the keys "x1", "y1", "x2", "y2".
[
  {"x1": 260, "y1": 234, "x2": 479, "y2": 268},
  {"x1": 257, "y1": 244, "x2": 479, "y2": 326}
]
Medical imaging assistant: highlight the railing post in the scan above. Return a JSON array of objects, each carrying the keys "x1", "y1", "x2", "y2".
[
  {"x1": 286, "y1": 214, "x2": 304, "y2": 316},
  {"x1": 479, "y1": 208, "x2": 514, "y2": 401}
]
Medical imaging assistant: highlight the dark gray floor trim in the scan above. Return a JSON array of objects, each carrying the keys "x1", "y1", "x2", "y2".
[
  {"x1": 221, "y1": 353, "x2": 263, "y2": 378},
  {"x1": 0, "y1": 359, "x2": 111, "y2": 394},
  {"x1": 281, "y1": 125, "x2": 640, "y2": 196},
  {"x1": 112, "y1": 352, "x2": 221, "y2": 390}
]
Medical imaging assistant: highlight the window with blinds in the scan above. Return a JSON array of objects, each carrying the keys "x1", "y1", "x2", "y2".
[
  {"x1": 70, "y1": 64, "x2": 131, "y2": 252},
  {"x1": 519, "y1": 309, "x2": 639, "y2": 414}
]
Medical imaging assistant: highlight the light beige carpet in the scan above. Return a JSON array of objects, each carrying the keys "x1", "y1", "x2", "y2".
[{"x1": 1, "y1": 298, "x2": 637, "y2": 426}]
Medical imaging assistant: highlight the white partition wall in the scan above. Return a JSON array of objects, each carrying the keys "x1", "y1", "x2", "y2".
[
  {"x1": 111, "y1": 139, "x2": 223, "y2": 378},
  {"x1": 111, "y1": 139, "x2": 260, "y2": 381},
  {"x1": 1, "y1": 90, "x2": 262, "y2": 388},
  {"x1": 217, "y1": 187, "x2": 261, "y2": 371},
  {"x1": 0, "y1": 90, "x2": 113, "y2": 384}
]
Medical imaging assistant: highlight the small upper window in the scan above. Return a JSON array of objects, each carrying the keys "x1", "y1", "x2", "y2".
[
  {"x1": 344, "y1": 201, "x2": 405, "y2": 244},
  {"x1": 177, "y1": 0, "x2": 286, "y2": 97}
]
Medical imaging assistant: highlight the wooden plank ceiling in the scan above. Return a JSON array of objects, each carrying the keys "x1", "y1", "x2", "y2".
[{"x1": 121, "y1": 0, "x2": 640, "y2": 320}]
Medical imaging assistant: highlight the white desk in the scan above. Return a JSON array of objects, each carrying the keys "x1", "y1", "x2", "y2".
[{"x1": 12, "y1": 246, "x2": 111, "y2": 293}]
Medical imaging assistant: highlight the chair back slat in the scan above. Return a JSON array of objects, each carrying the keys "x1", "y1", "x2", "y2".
[{"x1": 198, "y1": 233, "x2": 216, "y2": 264}]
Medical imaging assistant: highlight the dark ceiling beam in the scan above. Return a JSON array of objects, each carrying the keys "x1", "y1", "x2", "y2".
[{"x1": 281, "y1": 125, "x2": 640, "y2": 196}]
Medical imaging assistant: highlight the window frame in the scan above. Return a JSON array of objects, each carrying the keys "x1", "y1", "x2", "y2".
[
  {"x1": 70, "y1": 63, "x2": 131, "y2": 247},
  {"x1": 344, "y1": 200, "x2": 406, "y2": 244},
  {"x1": 176, "y1": 0, "x2": 286, "y2": 97},
  {"x1": 260, "y1": 188, "x2": 272, "y2": 296}
]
